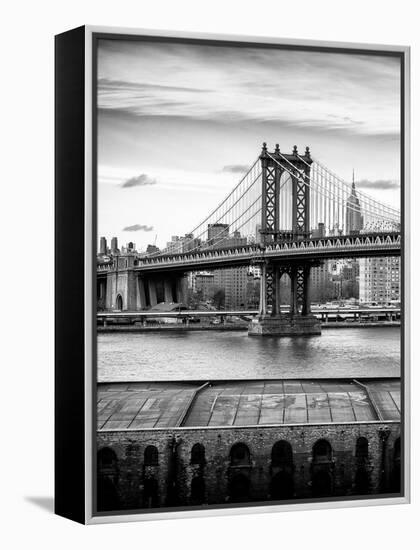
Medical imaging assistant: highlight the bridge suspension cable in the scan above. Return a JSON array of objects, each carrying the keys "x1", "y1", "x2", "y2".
[
  {"x1": 267, "y1": 151, "x2": 400, "y2": 235},
  {"x1": 142, "y1": 145, "x2": 401, "y2": 259},
  {"x1": 194, "y1": 173, "x2": 293, "y2": 252},
  {"x1": 146, "y1": 158, "x2": 263, "y2": 257},
  {"x1": 310, "y1": 156, "x2": 399, "y2": 217}
]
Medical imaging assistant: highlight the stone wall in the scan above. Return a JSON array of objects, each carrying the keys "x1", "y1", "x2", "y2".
[
  {"x1": 102, "y1": 269, "x2": 187, "y2": 311},
  {"x1": 96, "y1": 422, "x2": 401, "y2": 511}
]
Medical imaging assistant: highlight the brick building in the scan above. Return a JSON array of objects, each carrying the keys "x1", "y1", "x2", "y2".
[
  {"x1": 359, "y1": 257, "x2": 400, "y2": 304},
  {"x1": 96, "y1": 379, "x2": 401, "y2": 512}
]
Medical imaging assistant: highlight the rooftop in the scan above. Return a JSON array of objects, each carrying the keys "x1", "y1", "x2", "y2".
[{"x1": 97, "y1": 379, "x2": 400, "y2": 431}]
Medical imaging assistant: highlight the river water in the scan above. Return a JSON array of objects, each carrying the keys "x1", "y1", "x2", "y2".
[{"x1": 97, "y1": 327, "x2": 400, "y2": 382}]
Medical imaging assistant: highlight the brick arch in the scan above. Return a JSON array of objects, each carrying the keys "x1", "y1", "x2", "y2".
[
  {"x1": 312, "y1": 438, "x2": 333, "y2": 462},
  {"x1": 355, "y1": 436, "x2": 369, "y2": 459},
  {"x1": 271, "y1": 440, "x2": 293, "y2": 466},
  {"x1": 230, "y1": 442, "x2": 251, "y2": 466},
  {"x1": 144, "y1": 445, "x2": 159, "y2": 466},
  {"x1": 190, "y1": 443, "x2": 205, "y2": 465}
]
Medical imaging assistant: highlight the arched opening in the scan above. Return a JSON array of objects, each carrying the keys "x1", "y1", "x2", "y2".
[
  {"x1": 354, "y1": 467, "x2": 370, "y2": 495},
  {"x1": 270, "y1": 471, "x2": 294, "y2": 500},
  {"x1": 356, "y1": 437, "x2": 369, "y2": 460},
  {"x1": 312, "y1": 439, "x2": 333, "y2": 497},
  {"x1": 271, "y1": 441, "x2": 293, "y2": 467},
  {"x1": 229, "y1": 473, "x2": 250, "y2": 502},
  {"x1": 190, "y1": 476, "x2": 206, "y2": 505},
  {"x1": 116, "y1": 294, "x2": 123, "y2": 310},
  {"x1": 312, "y1": 439, "x2": 332, "y2": 463},
  {"x1": 143, "y1": 477, "x2": 159, "y2": 508},
  {"x1": 144, "y1": 445, "x2": 159, "y2": 466},
  {"x1": 391, "y1": 437, "x2": 401, "y2": 493},
  {"x1": 191, "y1": 443, "x2": 205, "y2": 465},
  {"x1": 97, "y1": 447, "x2": 119, "y2": 512},
  {"x1": 312, "y1": 470, "x2": 333, "y2": 498},
  {"x1": 230, "y1": 442, "x2": 251, "y2": 467}
]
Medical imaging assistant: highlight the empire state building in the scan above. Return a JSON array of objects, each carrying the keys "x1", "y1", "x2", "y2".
[{"x1": 345, "y1": 171, "x2": 364, "y2": 234}]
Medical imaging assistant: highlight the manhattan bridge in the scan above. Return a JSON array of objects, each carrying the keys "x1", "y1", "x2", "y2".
[{"x1": 97, "y1": 143, "x2": 401, "y2": 335}]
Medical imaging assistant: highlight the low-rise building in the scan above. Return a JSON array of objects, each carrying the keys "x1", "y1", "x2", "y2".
[{"x1": 97, "y1": 378, "x2": 401, "y2": 511}]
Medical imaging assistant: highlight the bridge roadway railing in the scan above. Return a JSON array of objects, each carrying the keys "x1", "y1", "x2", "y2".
[{"x1": 96, "y1": 232, "x2": 401, "y2": 273}]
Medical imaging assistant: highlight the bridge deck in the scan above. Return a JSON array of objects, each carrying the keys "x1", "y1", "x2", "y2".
[{"x1": 97, "y1": 379, "x2": 400, "y2": 430}]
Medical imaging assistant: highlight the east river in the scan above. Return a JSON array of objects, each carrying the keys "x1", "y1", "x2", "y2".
[{"x1": 97, "y1": 326, "x2": 400, "y2": 382}]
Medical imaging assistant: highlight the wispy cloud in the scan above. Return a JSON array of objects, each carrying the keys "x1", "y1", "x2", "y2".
[
  {"x1": 123, "y1": 224, "x2": 154, "y2": 232},
  {"x1": 121, "y1": 174, "x2": 157, "y2": 188},
  {"x1": 222, "y1": 164, "x2": 249, "y2": 174},
  {"x1": 99, "y1": 77, "x2": 210, "y2": 95},
  {"x1": 356, "y1": 179, "x2": 399, "y2": 190},
  {"x1": 98, "y1": 40, "x2": 400, "y2": 137}
]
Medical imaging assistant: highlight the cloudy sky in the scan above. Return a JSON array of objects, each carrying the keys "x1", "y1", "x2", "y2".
[{"x1": 97, "y1": 38, "x2": 401, "y2": 251}]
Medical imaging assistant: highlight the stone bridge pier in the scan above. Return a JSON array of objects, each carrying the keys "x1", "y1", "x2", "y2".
[
  {"x1": 248, "y1": 260, "x2": 321, "y2": 336},
  {"x1": 97, "y1": 259, "x2": 187, "y2": 312}
]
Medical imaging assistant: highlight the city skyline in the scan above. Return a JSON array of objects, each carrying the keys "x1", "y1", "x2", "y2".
[{"x1": 97, "y1": 39, "x2": 401, "y2": 251}]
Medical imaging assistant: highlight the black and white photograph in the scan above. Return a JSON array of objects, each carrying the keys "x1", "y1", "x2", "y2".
[{"x1": 94, "y1": 33, "x2": 403, "y2": 515}]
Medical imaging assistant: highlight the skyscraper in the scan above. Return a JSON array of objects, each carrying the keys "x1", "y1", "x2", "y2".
[
  {"x1": 213, "y1": 266, "x2": 249, "y2": 309},
  {"x1": 110, "y1": 237, "x2": 119, "y2": 254},
  {"x1": 99, "y1": 236, "x2": 107, "y2": 255},
  {"x1": 345, "y1": 171, "x2": 363, "y2": 234},
  {"x1": 207, "y1": 223, "x2": 229, "y2": 247}
]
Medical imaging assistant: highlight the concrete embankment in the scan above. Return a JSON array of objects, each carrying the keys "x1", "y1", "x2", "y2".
[{"x1": 97, "y1": 321, "x2": 400, "y2": 333}]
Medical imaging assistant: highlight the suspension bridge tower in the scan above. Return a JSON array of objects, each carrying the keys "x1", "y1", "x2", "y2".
[{"x1": 249, "y1": 143, "x2": 321, "y2": 336}]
